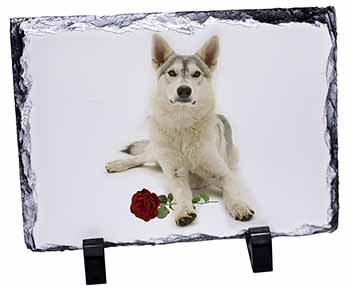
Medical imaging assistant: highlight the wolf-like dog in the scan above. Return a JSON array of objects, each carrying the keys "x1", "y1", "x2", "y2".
[{"x1": 105, "y1": 34, "x2": 255, "y2": 226}]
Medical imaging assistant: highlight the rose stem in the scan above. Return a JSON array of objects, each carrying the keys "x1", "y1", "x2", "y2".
[{"x1": 167, "y1": 201, "x2": 218, "y2": 206}]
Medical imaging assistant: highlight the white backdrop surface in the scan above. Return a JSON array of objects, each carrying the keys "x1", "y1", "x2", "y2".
[{"x1": 25, "y1": 21, "x2": 332, "y2": 248}]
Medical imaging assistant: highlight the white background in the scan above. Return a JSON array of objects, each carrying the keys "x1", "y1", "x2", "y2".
[
  {"x1": 0, "y1": 0, "x2": 349, "y2": 288},
  {"x1": 27, "y1": 22, "x2": 331, "y2": 248}
]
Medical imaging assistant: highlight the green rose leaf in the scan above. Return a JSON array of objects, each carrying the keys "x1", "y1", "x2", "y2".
[
  {"x1": 168, "y1": 193, "x2": 174, "y2": 202},
  {"x1": 200, "y1": 193, "x2": 209, "y2": 202},
  {"x1": 192, "y1": 196, "x2": 201, "y2": 203},
  {"x1": 157, "y1": 205, "x2": 170, "y2": 219},
  {"x1": 159, "y1": 195, "x2": 168, "y2": 204}
]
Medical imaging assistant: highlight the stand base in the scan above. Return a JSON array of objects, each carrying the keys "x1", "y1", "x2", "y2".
[
  {"x1": 83, "y1": 238, "x2": 107, "y2": 285},
  {"x1": 81, "y1": 228, "x2": 272, "y2": 285},
  {"x1": 246, "y1": 226, "x2": 273, "y2": 273}
]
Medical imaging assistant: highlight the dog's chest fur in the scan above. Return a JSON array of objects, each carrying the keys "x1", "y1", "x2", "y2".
[{"x1": 149, "y1": 114, "x2": 218, "y2": 170}]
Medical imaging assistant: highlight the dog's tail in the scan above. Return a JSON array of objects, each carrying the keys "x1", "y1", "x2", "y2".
[{"x1": 121, "y1": 140, "x2": 150, "y2": 156}]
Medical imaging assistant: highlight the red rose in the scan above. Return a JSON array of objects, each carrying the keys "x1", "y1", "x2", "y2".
[{"x1": 130, "y1": 188, "x2": 160, "y2": 222}]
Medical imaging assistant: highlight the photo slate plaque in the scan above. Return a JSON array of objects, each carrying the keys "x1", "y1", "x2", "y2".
[{"x1": 10, "y1": 6, "x2": 338, "y2": 251}]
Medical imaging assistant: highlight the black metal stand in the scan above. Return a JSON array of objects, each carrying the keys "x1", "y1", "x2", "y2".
[
  {"x1": 245, "y1": 226, "x2": 273, "y2": 273},
  {"x1": 83, "y1": 238, "x2": 107, "y2": 285},
  {"x1": 81, "y1": 228, "x2": 271, "y2": 285}
]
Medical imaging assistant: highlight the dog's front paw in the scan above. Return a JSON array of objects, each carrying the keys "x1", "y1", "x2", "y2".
[
  {"x1": 105, "y1": 160, "x2": 128, "y2": 173},
  {"x1": 175, "y1": 206, "x2": 197, "y2": 227},
  {"x1": 226, "y1": 200, "x2": 254, "y2": 221}
]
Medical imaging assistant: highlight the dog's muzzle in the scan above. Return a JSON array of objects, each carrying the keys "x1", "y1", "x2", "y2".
[{"x1": 176, "y1": 85, "x2": 192, "y2": 102}]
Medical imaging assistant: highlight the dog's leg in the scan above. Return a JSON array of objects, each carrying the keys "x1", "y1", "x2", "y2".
[
  {"x1": 221, "y1": 172, "x2": 254, "y2": 221},
  {"x1": 169, "y1": 170, "x2": 197, "y2": 226},
  {"x1": 194, "y1": 150, "x2": 254, "y2": 221},
  {"x1": 105, "y1": 153, "x2": 149, "y2": 173},
  {"x1": 158, "y1": 157, "x2": 196, "y2": 226}
]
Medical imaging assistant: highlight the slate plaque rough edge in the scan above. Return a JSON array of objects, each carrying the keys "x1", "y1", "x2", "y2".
[{"x1": 10, "y1": 6, "x2": 338, "y2": 252}]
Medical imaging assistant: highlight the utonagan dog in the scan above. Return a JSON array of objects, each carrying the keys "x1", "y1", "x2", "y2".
[{"x1": 106, "y1": 34, "x2": 254, "y2": 226}]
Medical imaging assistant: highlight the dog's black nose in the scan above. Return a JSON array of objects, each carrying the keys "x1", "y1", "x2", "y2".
[{"x1": 177, "y1": 85, "x2": 192, "y2": 99}]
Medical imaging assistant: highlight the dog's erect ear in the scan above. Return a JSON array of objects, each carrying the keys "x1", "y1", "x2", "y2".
[
  {"x1": 196, "y1": 35, "x2": 219, "y2": 71},
  {"x1": 152, "y1": 34, "x2": 174, "y2": 69}
]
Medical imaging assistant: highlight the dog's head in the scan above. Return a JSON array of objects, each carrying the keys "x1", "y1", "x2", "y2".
[{"x1": 152, "y1": 34, "x2": 219, "y2": 110}]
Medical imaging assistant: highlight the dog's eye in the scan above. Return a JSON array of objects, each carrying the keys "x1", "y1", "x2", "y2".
[
  {"x1": 192, "y1": 71, "x2": 201, "y2": 78},
  {"x1": 168, "y1": 70, "x2": 177, "y2": 77}
]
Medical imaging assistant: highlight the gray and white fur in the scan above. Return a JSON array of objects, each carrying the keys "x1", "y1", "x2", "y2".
[{"x1": 106, "y1": 34, "x2": 254, "y2": 226}]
